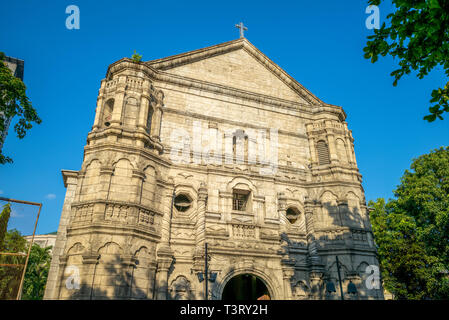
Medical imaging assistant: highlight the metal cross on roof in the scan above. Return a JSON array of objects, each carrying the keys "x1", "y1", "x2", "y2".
[{"x1": 235, "y1": 22, "x2": 247, "y2": 38}]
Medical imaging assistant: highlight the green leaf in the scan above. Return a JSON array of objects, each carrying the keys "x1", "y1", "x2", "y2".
[
  {"x1": 362, "y1": 1, "x2": 449, "y2": 122},
  {"x1": 424, "y1": 114, "x2": 437, "y2": 122},
  {"x1": 429, "y1": 0, "x2": 441, "y2": 9}
]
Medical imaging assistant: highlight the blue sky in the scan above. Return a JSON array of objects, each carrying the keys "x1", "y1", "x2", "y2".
[{"x1": 1, "y1": 0, "x2": 448, "y2": 234}]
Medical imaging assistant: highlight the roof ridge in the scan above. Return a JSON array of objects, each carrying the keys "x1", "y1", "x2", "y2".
[
  {"x1": 145, "y1": 38, "x2": 324, "y2": 105},
  {"x1": 146, "y1": 38, "x2": 245, "y2": 65}
]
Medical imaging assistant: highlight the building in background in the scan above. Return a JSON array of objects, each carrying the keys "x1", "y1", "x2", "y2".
[{"x1": 24, "y1": 233, "x2": 57, "y2": 253}]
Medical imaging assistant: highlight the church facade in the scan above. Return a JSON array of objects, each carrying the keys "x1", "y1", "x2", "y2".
[{"x1": 44, "y1": 38, "x2": 383, "y2": 300}]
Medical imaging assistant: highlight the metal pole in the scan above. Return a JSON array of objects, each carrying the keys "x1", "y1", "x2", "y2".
[
  {"x1": 129, "y1": 260, "x2": 138, "y2": 299},
  {"x1": 336, "y1": 256, "x2": 344, "y2": 300},
  {"x1": 168, "y1": 188, "x2": 175, "y2": 245},
  {"x1": 90, "y1": 255, "x2": 101, "y2": 300},
  {"x1": 0, "y1": 197, "x2": 41, "y2": 207},
  {"x1": 205, "y1": 242, "x2": 208, "y2": 300},
  {"x1": 17, "y1": 202, "x2": 42, "y2": 300}
]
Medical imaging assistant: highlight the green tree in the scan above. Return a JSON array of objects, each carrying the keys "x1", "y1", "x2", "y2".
[
  {"x1": 0, "y1": 203, "x2": 11, "y2": 250},
  {"x1": 0, "y1": 229, "x2": 27, "y2": 300},
  {"x1": 131, "y1": 50, "x2": 142, "y2": 62},
  {"x1": 21, "y1": 244, "x2": 52, "y2": 300},
  {"x1": 363, "y1": 0, "x2": 449, "y2": 121},
  {"x1": 0, "y1": 52, "x2": 41, "y2": 164},
  {"x1": 369, "y1": 146, "x2": 449, "y2": 299}
]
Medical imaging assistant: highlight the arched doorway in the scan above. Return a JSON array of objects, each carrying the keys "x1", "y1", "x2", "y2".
[{"x1": 222, "y1": 274, "x2": 270, "y2": 300}]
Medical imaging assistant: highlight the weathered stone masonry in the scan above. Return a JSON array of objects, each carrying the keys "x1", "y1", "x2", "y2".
[{"x1": 44, "y1": 38, "x2": 383, "y2": 300}]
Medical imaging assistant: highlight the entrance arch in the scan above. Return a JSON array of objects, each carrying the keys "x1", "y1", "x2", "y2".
[{"x1": 221, "y1": 274, "x2": 271, "y2": 300}]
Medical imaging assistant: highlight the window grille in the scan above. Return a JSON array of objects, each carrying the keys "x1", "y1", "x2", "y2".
[
  {"x1": 233, "y1": 192, "x2": 248, "y2": 211},
  {"x1": 316, "y1": 140, "x2": 330, "y2": 165}
]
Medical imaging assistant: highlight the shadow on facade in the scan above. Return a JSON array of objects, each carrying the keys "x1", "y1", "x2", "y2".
[
  {"x1": 65, "y1": 255, "x2": 149, "y2": 300},
  {"x1": 60, "y1": 201, "x2": 381, "y2": 300},
  {"x1": 276, "y1": 200, "x2": 382, "y2": 300}
]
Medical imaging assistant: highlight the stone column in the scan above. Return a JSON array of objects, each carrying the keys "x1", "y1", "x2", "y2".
[
  {"x1": 92, "y1": 80, "x2": 106, "y2": 130},
  {"x1": 348, "y1": 130, "x2": 358, "y2": 167},
  {"x1": 155, "y1": 251, "x2": 173, "y2": 300},
  {"x1": 351, "y1": 142, "x2": 358, "y2": 167},
  {"x1": 253, "y1": 196, "x2": 265, "y2": 225},
  {"x1": 154, "y1": 184, "x2": 174, "y2": 300},
  {"x1": 223, "y1": 132, "x2": 234, "y2": 165},
  {"x1": 281, "y1": 266, "x2": 295, "y2": 299},
  {"x1": 147, "y1": 260, "x2": 157, "y2": 299},
  {"x1": 195, "y1": 183, "x2": 208, "y2": 252},
  {"x1": 277, "y1": 192, "x2": 288, "y2": 234},
  {"x1": 150, "y1": 89, "x2": 164, "y2": 141},
  {"x1": 219, "y1": 191, "x2": 233, "y2": 222},
  {"x1": 137, "y1": 96, "x2": 150, "y2": 129},
  {"x1": 304, "y1": 199, "x2": 323, "y2": 268},
  {"x1": 81, "y1": 254, "x2": 102, "y2": 299},
  {"x1": 247, "y1": 133, "x2": 257, "y2": 165},
  {"x1": 193, "y1": 184, "x2": 208, "y2": 275},
  {"x1": 337, "y1": 199, "x2": 348, "y2": 229},
  {"x1": 120, "y1": 255, "x2": 138, "y2": 299},
  {"x1": 96, "y1": 166, "x2": 114, "y2": 222},
  {"x1": 98, "y1": 166, "x2": 114, "y2": 199},
  {"x1": 54, "y1": 256, "x2": 69, "y2": 299},
  {"x1": 309, "y1": 138, "x2": 318, "y2": 166},
  {"x1": 132, "y1": 169, "x2": 145, "y2": 203},
  {"x1": 327, "y1": 133, "x2": 338, "y2": 163},
  {"x1": 151, "y1": 106, "x2": 163, "y2": 141},
  {"x1": 159, "y1": 187, "x2": 174, "y2": 245},
  {"x1": 309, "y1": 272, "x2": 324, "y2": 300},
  {"x1": 344, "y1": 135, "x2": 355, "y2": 166},
  {"x1": 74, "y1": 171, "x2": 85, "y2": 203},
  {"x1": 110, "y1": 76, "x2": 126, "y2": 126},
  {"x1": 44, "y1": 171, "x2": 79, "y2": 299}
]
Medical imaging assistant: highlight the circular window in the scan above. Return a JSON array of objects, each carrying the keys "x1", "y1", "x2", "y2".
[
  {"x1": 286, "y1": 207, "x2": 300, "y2": 224},
  {"x1": 174, "y1": 194, "x2": 192, "y2": 212}
]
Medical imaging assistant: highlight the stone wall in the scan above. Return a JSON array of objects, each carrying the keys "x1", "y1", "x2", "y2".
[{"x1": 45, "y1": 38, "x2": 383, "y2": 300}]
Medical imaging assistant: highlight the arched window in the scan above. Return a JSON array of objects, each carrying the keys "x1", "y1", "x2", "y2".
[
  {"x1": 146, "y1": 106, "x2": 154, "y2": 135},
  {"x1": 103, "y1": 99, "x2": 114, "y2": 127},
  {"x1": 316, "y1": 140, "x2": 330, "y2": 165}
]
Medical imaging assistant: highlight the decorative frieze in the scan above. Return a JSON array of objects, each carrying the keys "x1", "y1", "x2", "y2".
[
  {"x1": 315, "y1": 228, "x2": 346, "y2": 246},
  {"x1": 315, "y1": 228, "x2": 371, "y2": 247},
  {"x1": 231, "y1": 224, "x2": 255, "y2": 239},
  {"x1": 105, "y1": 204, "x2": 129, "y2": 223},
  {"x1": 126, "y1": 77, "x2": 143, "y2": 90},
  {"x1": 72, "y1": 204, "x2": 94, "y2": 223},
  {"x1": 138, "y1": 208, "x2": 155, "y2": 226},
  {"x1": 351, "y1": 229, "x2": 368, "y2": 242}
]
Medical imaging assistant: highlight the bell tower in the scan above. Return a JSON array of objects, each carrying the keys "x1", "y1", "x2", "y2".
[{"x1": 45, "y1": 59, "x2": 169, "y2": 300}]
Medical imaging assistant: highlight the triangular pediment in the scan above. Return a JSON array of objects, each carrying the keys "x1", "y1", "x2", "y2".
[{"x1": 147, "y1": 39, "x2": 322, "y2": 106}]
